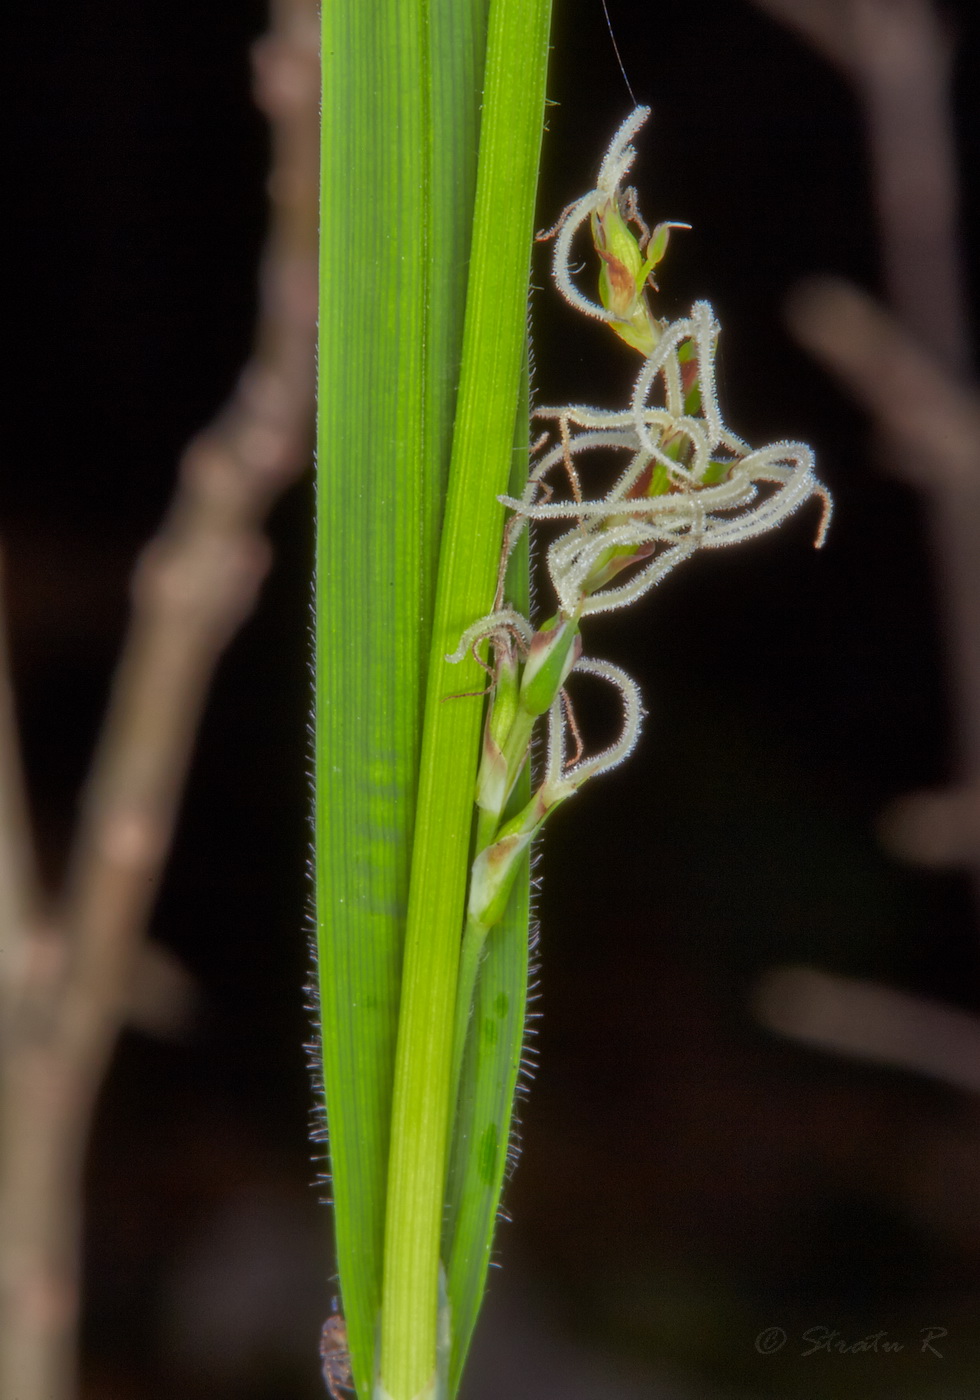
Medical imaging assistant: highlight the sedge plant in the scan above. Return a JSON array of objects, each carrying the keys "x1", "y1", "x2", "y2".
[{"x1": 316, "y1": 14, "x2": 831, "y2": 1396}]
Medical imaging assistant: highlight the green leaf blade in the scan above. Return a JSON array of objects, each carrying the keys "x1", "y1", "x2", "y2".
[
  {"x1": 443, "y1": 373, "x2": 533, "y2": 1390},
  {"x1": 316, "y1": 2, "x2": 487, "y2": 1394}
]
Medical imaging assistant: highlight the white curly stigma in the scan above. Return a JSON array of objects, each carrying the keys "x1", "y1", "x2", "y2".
[
  {"x1": 445, "y1": 609, "x2": 533, "y2": 664},
  {"x1": 496, "y1": 298, "x2": 832, "y2": 619},
  {"x1": 550, "y1": 106, "x2": 652, "y2": 327},
  {"x1": 543, "y1": 656, "x2": 646, "y2": 795}
]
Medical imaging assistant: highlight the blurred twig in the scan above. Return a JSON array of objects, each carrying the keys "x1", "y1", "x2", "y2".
[
  {"x1": 750, "y1": 0, "x2": 980, "y2": 1088},
  {"x1": 0, "y1": 574, "x2": 40, "y2": 962},
  {"x1": 753, "y1": 0, "x2": 970, "y2": 368},
  {"x1": 756, "y1": 966, "x2": 980, "y2": 1095},
  {"x1": 0, "y1": 1, "x2": 319, "y2": 1395},
  {"x1": 754, "y1": 0, "x2": 980, "y2": 875},
  {"x1": 789, "y1": 279, "x2": 980, "y2": 875}
]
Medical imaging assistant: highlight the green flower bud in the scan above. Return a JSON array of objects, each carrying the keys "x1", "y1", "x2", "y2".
[
  {"x1": 590, "y1": 197, "x2": 662, "y2": 356},
  {"x1": 468, "y1": 783, "x2": 568, "y2": 927},
  {"x1": 518, "y1": 615, "x2": 580, "y2": 717},
  {"x1": 468, "y1": 829, "x2": 533, "y2": 928}
]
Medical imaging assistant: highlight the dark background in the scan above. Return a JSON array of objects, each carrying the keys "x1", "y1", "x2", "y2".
[{"x1": 7, "y1": 1, "x2": 980, "y2": 1396}]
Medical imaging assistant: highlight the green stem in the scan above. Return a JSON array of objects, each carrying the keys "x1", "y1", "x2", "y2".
[
  {"x1": 448, "y1": 915, "x2": 491, "y2": 1132},
  {"x1": 493, "y1": 708, "x2": 536, "y2": 816}
]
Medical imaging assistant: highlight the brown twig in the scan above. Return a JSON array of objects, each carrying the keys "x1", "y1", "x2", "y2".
[
  {"x1": 758, "y1": 0, "x2": 980, "y2": 876},
  {"x1": 787, "y1": 278, "x2": 980, "y2": 488},
  {"x1": 746, "y1": 0, "x2": 980, "y2": 1077},
  {"x1": 0, "y1": 1, "x2": 319, "y2": 1395},
  {"x1": 756, "y1": 966, "x2": 980, "y2": 1095},
  {"x1": 0, "y1": 561, "x2": 40, "y2": 971},
  {"x1": 788, "y1": 279, "x2": 980, "y2": 869},
  {"x1": 753, "y1": 0, "x2": 970, "y2": 369}
]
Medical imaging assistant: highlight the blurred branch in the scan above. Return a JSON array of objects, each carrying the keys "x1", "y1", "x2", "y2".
[
  {"x1": 750, "y1": 0, "x2": 980, "y2": 863},
  {"x1": 123, "y1": 940, "x2": 201, "y2": 1041},
  {"x1": 788, "y1": 277, "x2": 980, "y2": 488},
  {"x1": 756, "y1": 966, "x2": 980, "y2": 1095},
  {"x1": 753, "y1": 0, "x2": 970, "y2": 368},
  {"x1": 747, "y1": 0, "x2": 980, "y2": 1079},
  {"x1": 789, "y1": 279, "x2": 980, "y2": 871},
  {"x1": 0, "y1": 564, "x2": 40, "y2": 979},
  {"x1": 0, "y1": 1, "x2": 319, "y2": 1396}
]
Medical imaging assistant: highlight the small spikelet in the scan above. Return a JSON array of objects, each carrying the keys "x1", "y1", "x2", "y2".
[{"x1": 548, "y1": 107, "x2": 653, "y2": 328}]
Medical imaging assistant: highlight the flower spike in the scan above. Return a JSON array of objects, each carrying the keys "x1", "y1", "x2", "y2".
[{"x1": 451, "y1": 108, "x2": 833, "y2": 1103}]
